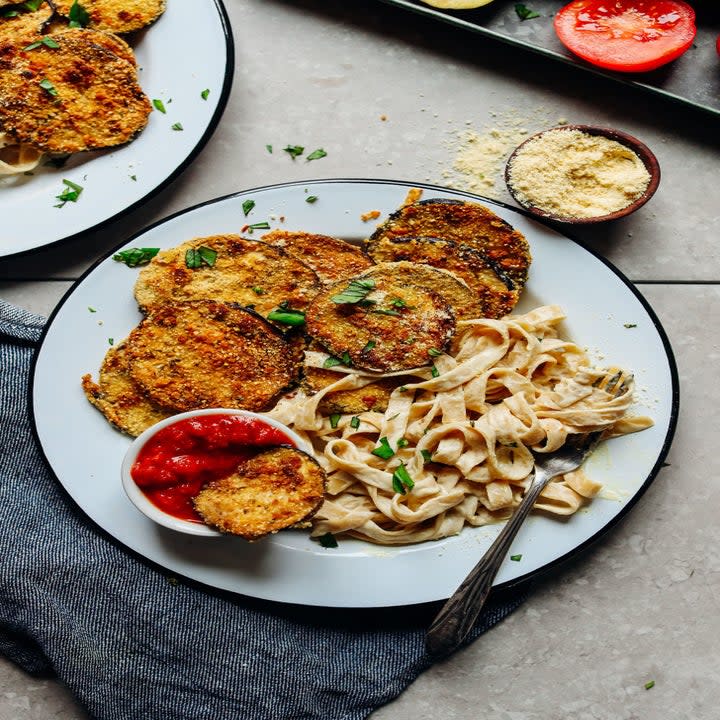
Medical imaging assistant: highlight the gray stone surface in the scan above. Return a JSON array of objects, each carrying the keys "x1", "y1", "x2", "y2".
[{"x1": 1, "y1": 1, "x2": 718, "y2": 718}]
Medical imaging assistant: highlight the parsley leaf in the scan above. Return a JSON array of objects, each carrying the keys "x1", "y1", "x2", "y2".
[
  {"x1": 39, "y1": 78, "x2": 57, "y2": 97},
  {"x1": 242, "y1": 199, "x2": 255, "y2": 216},
  {"x1": 68, "y1": 0, "x2": 90, "y2": 27},
  {"x1": 171, "y1": 122, "x2": 184, "y2": 131},
  {"x1": 515, "y1": 3, "x2": 540, "y2": 20},
  {"x1": 23, "y1": 36, "x2": 59, "y2": 51},
  {"x1": 185, "y1": 246, "x2": 217, "y2": 269},
  {"x1": 306, "y1": 148, "x2": 327, "y2": 161},
  {"x1": 392, "y1": 463, "x2": 414, "y2": 494},
  {"x1": 371, "y1": 437, "x2": 394, "y2": 460},
  {"x1": 283, "y1": 144, "x2": 304, "y2": 160},
  {"x1": 331, "y1": 277, "x2": 375, "y2": 305},
  {"x1": 201, "y1": 88, "x2": 210, "y2": 100},
  {"x1": 267, "y1": 301, "x2": 306, "y2": 326},
  {"x1": 112, "y1": 247, "x2": 160, "y2": 267},
  {"x1": 54, "y1": 179, "x2": 83, "y2": 207},
  {"x1": 153, "y1": 98, "x2": 166, "y2": 114}
]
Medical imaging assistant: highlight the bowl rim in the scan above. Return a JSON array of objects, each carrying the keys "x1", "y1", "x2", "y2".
[
  {"x1": 120, "y1": 408, "x2": 310, "y2": 536},
  {"x1": 504, "y1": 124, "x2": 661, "y2": 225}
]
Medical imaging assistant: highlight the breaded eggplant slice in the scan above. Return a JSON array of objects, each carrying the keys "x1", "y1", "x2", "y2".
[
  {"x1": 305, "y1": 264, "x2": 455, "y2": 372},
  {"x1": 0, "y1": 27, "x2": 150, "y2": 153},
  {"x1": 125, "y1": 300, "x2": 304, "y2": 414},
  {"x1": 81, "y1": 340, "x2": 171, "y2": 437},
  {"x1": 193, "y1": 447, "x2": 326, "y2": 540},
  {"x1": 367, "y1": 198, "x2": 531, "y2": 296},
  {"x1": 133, "y1": 235, "x2": 321, "y2": 325},
  {"x1": 301, "y1": 340, "x2": 402, "y2": 414},
  {"x1": 52, "y1": 0, "x2": 166, "y2": 33},
  {"x1": 261, "y1": 229, "x2": 373, "y2": 286},
  {"x1": 0, "y1": 4, "x2": 54, "y2": 42},
  {"x1": 367, "y1": 236, "x2": 519, "y2": 318}
]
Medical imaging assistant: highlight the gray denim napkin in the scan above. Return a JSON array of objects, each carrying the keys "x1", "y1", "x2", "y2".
[{"x1": 0, "y1": 299, "x2": 527, "y2": 720}]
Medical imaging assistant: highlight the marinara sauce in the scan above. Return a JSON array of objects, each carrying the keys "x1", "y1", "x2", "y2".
[{"x1": 131, "y1": 413, "x2": 296, "y2": 522}]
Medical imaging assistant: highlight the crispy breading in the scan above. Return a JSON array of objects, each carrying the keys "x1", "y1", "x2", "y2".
[
  {"x1": 305, "y1": 264, "x2": 456, "y2": 373},
  {"x1": 0, "y1": 5, "x2": 54, "y2": 42},
  {"x1": 133, "y1": 235, "x2": 321, "y2": 326},
  {"x1": 52, "y1": 0, "x2": 166, "y2": 33},
  {"x1": 193, "y1": 447, "x2": 326, "y2": 540},
  {"x1": 261, "y1": 229, "x2": 373, "y2": 286},
  {"x1": 366, "y1": 198, "x2": 531, "y2": 297},
  {"x1": 81, "y1": 340, "x2": 171, "y2": 437},
  {"x1": 366, "y1": 235, "x2": 519, "y2": 318},
  {"x1": 0, "y1": 27, "x2": 150, "y2": 153},
  {"x1": 301, "y1": 340, "x2": 402, "y2": 414},
  {"x1": 124, "y1": 300, "x2": 304, "y2": 414}
]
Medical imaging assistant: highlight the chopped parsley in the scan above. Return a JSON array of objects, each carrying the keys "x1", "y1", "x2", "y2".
[
  {"x1": 396, "y1": 438, "x2": 409, "y2": 449},
  {"x1": 389, "y1": 297, "x2": 408, "y2": 309},
  {"x1": 392, "y1": 463, "x2": 414, "y2": 494},
  {"x1": 331, "y1": 277, "x2": 375, "y2": 305},
  {"x1": 185, "y1": 246, "x2": 217, "y2": 269},
  {"x1": 323, "y1": 355, "x2": 345, "y2": 369},
  {"x1": 329, "y1": 414, "x2": 341, "y2": 429},
  {"x1": 350, "y1": 416, "x2": 361, "y2": 429},
  {"x1": 305, "y1": 195, "x2": 318, "y2": 204},
  {"x1": 24, "y1": 0, "x2": 45, "y2": 9},
  {"x1": 152, "y1": 98, "x2": 167, "y2": 114},
  {"x1": 54, "y1": 178, "x2": 83, "y2": 207},
  {"x1": 266, "y1": 301, "x2": 306, "y2": 326},
  {"x1": 244, "y1": 221, "x2": 271, "y2": 231},
  {"x1": 306, "y1": 148, "x2": 327, "y2": 161},
  {"x1": 68, "y1": 0, "x2": 90, "y2": 27},
  {"x1": 39, "y1": 78, "x2": 57, "y2": 97},
  {"x1": 515, "y1": 3, "x2": 540, "y2": 19},
  {"x1": 201, "y1": 88, "x2": 210, "y2": 100},
  {"x1": 23, "y1": 36, "x2": 59, "y2": 51},
  {"x1": 171, "y1": 122, "x2": 184, "y2": 131},
  {"x1": 510, "y1": 554, "x2": 522, "y2": 561},
  {"x1": 108, "y1": 337, "x2": 114, "y2": 345},
  {"x1": 112, "y1": 247, "x2": 159, "y2": 267},
  {"x1": 318, "y1": 532, "x2": 338, "y2": 548},
  {"x1": 644, "y1": 680, "x2": 655, "y2": 690},
  {"x1": 428, "y1": 347, "x2": 442, "y2": 357},
  {"x1": 624, "y1": 323, "x2": 637, "y2": 328},
  {"x1": 266, "y1": 144, "x2": 273, "y2": 153},
  {"x1": 88, "y1": 306, "x2": 96, "y2": 313},
  {"x1": 420, "y1": 449, "x2": 433, "y2": 463},
  {"x1": 371, "y1": 437, "x2": 394, "y2": 460},
  {"x1": 361, "y1": 339, "x2": 376, "y2": 354},
  {"x1": 242, "y1": 199, "x2": 255, "y2": 216},
  {"x1": 283, "y1": 144, "x2": 304, "y2": 160},
  {"x1": 430, "y1": 364, "x2": 440, "y2": 378},
  {"x1": 251, "y1": 286, "x2": 264, "y2": 295}
]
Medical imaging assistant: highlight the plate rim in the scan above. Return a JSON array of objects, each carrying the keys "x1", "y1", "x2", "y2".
[
  {"x1": 0, "y1": 0, "x2": 235, "y2": 261},
  {"x1": 28, "y1": 177, "x2": 681, "y2": 606}
]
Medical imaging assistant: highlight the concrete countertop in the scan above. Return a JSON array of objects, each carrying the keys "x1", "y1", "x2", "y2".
[{"x1": 1, "y1": 1, "x2": 718, "y2": 718}]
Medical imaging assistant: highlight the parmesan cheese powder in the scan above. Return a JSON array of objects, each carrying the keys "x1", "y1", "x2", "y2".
[{"x1": 506, "y1": 128, "x2": 651, "y2": 220}]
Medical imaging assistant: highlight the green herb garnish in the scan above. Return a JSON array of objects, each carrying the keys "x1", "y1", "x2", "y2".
[
  {"x1": 361, "y1": 339, "x2": 376, "y2": 354},
  {"x1": 305, "y1": 195, "x2": 318, "y2": 204},
  {"x1": 246, "y1": 221, "x2": 271, "y2": 231},
  {"x1": 68, "y1": 0, "x2": 90, "y2": 27},
  {"x1": 54, "y1": 178, "x2": 83, "y2": 207},
  {"x1": 153, "y1": 98, "x2": 166, "y2": 114},
  {"x1": 389, "y1": 297, "x2": 408, "y2": 309},
  {"x1": 283, "y1": 144, "x2": 304, "y2": 159},
  {"x1": 428, "y1": 348, "x2": 442, "y2": 357},
  {"x1": 396, "y1": 438, "x2": 409, "y2": 449},
  {"x1": 113, "y1": 247, "x2": 159, "y2": 267},
  {"x1": 242, "y1": 199, "x2": 255, "y2": 216},
  {"x1": 323, "y1": 355, "x2": 344, "y2": 369},
  {"x1": 371, "y1": 437, "x2": 394, "y2": 460},
  {"x1": 514, "y1": 3, "x2": 540, "y2": 19},
  {"x1": 306, "y1": 148, "x2": 327, "y2": 161},
  {"x1": 185, "y1": 246, "x2": 217, "y2": 269},
  {"x1": 23, "y1": 0, "x2": 45, "y2": 10},
  {"x1": 392, "y1": 463, "x2": 414, "y2": 494},
  {"x1": 624, "y1": 323, "x2": 637, "y2": 328},
  {"x1": 350, "y1": 416, "x2": 360, "y2": 429},
  {"x1": 329, "y1": 414, "x2": 341, "y2": 429},
  {"x1": 430, "y1": 364, "x2": 440, "y2": 378},
  {"x1": 171, "y1": 122, "x2": 184, "y2": 131},
  {"x1": 201, "y1": 88, "x2": 210, "y2": 100},
  {"x1": 510, "y1": 554, "x2": 522, "y2": 561},
  {"x1": 267, "y1": 301, "x2": 306, "y2": 326},
  {"x1": 318, "y1": 532, "x2": 338, "y2": 548},
  {"x1": 251, "y1": 286, "x2": 264, "y2": 295},
  {"x1": 39, "y1": 78, "x2": 57, "y2": 97},
  {"x1": 420, "y1": 449, "x2": 433, "y2": 463},
  {"x1": 331, "y1": 277, "x2": 375, "y2": 305},
  {"x1": 266, "y1": 144, "x2": 273, "y2": 153},
  {"x1": 644, "y1": 680, "x2": 655, "y2": 690},
  {"x1": 23, "y1": 36, "x2": 59, "y2": 51}
]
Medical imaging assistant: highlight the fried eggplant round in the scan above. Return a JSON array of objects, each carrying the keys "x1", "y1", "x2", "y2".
[
  {"x1": 366, "y1": 235, "x2": 519, "y2": 318},
  {"x1": 124, "y1": 301, "x2": 303, "y2": 414},
  {"x1": 52, "y1": 0, "x2": 166, "y2": 33},
  {"x1": 366, "y1": 198, "x2": 531, "y2": 298},
  {"x1": 305, "y1": 264, "x2": 456, "y2": 372},
  {"x1": 133, "y1": 235, "x2": 321, "y2": 326},
  {"x1": 0, "y1": 27, "x2": 150, "y2": 153},
  {"x1": 261, "y1": 229, "x2": 373, "y2": 286},
  {"x1": 0, "y1": 4, "x2": 53, "y2": 42},
  {"x1": 81, "y1": 340, "x2": 171, "y2": 437},
  {"x1": 193, "y1": 447, "x2": 326, "y2": 540}
]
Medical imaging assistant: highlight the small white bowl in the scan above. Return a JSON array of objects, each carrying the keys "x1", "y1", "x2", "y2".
[{"x1": 121, "y1": 408, "x2": 309, "y2": 536}]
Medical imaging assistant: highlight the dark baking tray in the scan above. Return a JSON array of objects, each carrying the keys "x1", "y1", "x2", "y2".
[{"x1": 378, "y1": 0, "x2": 720, "y2": 117}]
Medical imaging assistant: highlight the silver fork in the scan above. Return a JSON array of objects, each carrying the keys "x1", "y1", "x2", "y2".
[{"x1": 425, "y1": 370, "x2": 632, "y2": 659}]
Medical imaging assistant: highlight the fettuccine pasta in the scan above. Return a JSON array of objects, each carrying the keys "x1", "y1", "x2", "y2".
[{"x1": 269, "y1": 305, "x2": 652, "y2": 545}]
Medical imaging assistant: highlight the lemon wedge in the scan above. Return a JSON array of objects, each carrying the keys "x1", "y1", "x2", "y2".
[{"x1": 419, "y1": 0, "x2": 494, "y2": 8}]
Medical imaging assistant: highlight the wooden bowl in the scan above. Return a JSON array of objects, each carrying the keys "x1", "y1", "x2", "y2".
[{"x1": 504, "y1": 124, "x2": 660, "y2": 224}]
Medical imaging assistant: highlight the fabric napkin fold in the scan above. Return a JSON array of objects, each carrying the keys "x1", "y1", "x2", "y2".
[{"x1": 0, "y1": 299, "x2": 528, "y2": 720}]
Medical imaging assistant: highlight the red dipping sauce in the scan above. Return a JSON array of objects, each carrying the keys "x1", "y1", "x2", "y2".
[{"x1": 131, "y1": 413, "x2": 297, "y2": 522}]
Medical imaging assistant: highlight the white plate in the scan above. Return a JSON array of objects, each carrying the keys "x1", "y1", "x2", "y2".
[
  {"x1": 31, "y1": 179, "x2": 679, "y2": 608},
  {"x1": 0, "y1": 0, "x2": 232, "y2": 258}
]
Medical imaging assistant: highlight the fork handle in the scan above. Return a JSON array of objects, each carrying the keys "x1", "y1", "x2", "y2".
[{"x1": 425, "y1": 469, "x2": 550, "y2": 659}]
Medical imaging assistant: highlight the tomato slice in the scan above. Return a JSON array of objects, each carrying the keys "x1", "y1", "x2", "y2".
[{"x1": 554, "y1": 1, "x2": 697, "y2": 73}]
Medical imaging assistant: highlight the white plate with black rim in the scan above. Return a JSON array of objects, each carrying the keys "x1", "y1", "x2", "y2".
[
  {"x1": 31, "y1": 179, "x2": 679, "y2": 608},
  {"x1": 0, "y1": 0, "x2": 233, "y2": 259}
]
